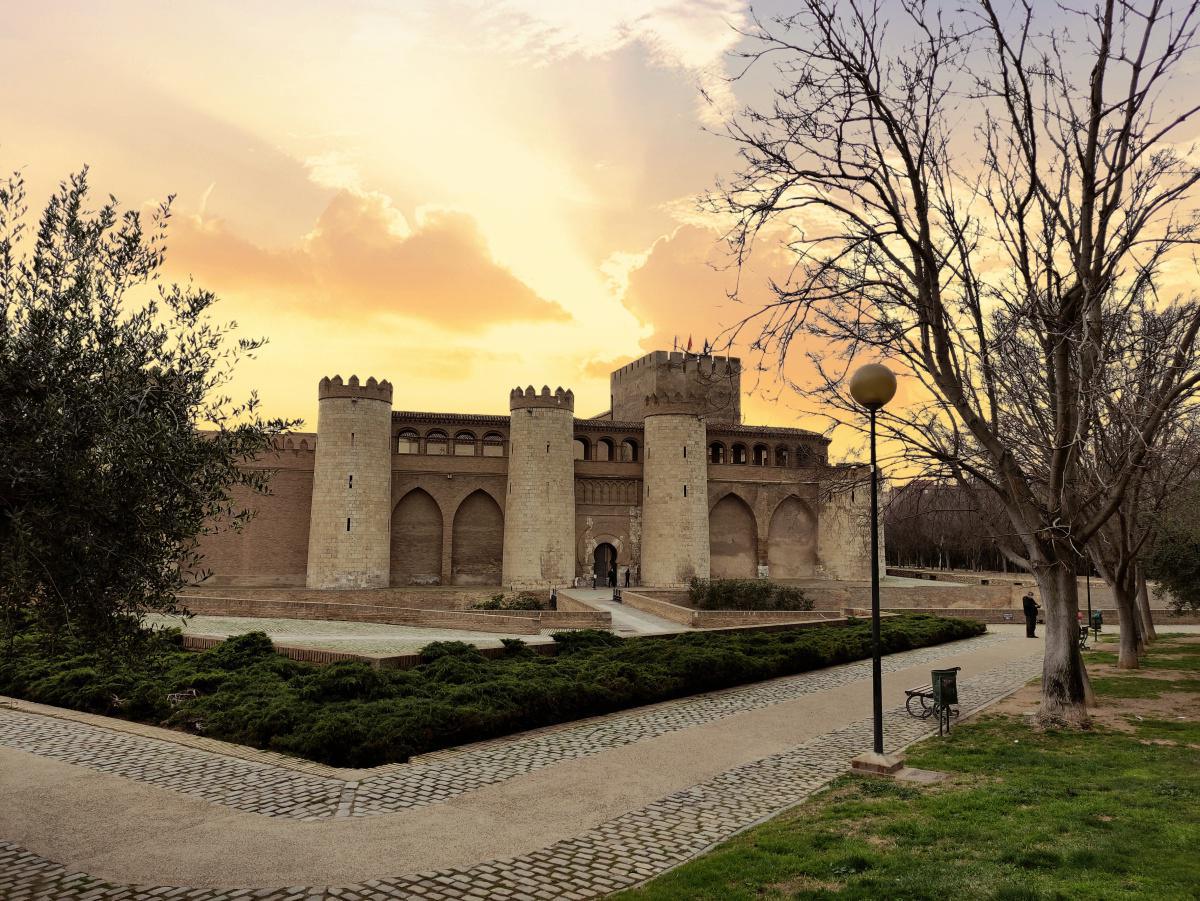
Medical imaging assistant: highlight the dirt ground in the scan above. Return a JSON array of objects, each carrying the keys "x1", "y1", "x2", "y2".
[{"x1": 992, "y1": 636, "x2": 1200, "y2": 739}]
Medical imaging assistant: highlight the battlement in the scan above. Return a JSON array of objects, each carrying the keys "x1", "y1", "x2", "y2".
[
  {"x1": 611, "y1": 350, "x2": 741, "y2": 424},
  {"x1": 611, "y1": 350, "x2": 741, "y2": 379},
  {"x1": 318, "y1": 374, "x2": 394, "y2": 403},
  {"x1": 509, "y1": 385, "x2": 575, "y2": 412}
]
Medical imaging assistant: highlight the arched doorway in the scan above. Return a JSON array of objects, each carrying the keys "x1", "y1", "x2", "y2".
[{"x1": 593, "y1": 542, "x2": 618, "y2": 586}]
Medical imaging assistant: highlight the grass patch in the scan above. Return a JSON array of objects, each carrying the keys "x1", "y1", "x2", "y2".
[
  {"x1": 615, "y1": 715, "x2": 1200, "y2": 900},
  {"x1": 616, "y1": 634, "x2": 1200, "y2": 900},
  {"x1": 0, "y1": 614, "x2": 981, "y2": 767},
  {"x1": 1088, "y1": 676, "x2": 1200, "y2": 699}
]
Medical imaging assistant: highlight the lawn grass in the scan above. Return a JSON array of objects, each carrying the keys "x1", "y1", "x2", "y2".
[{"x1": 617, "y1": 636, "x2": 1200, "y2": 900}]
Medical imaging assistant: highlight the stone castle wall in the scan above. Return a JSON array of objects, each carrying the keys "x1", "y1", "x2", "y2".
[
  {"x1": 193, "y1": 357, "x2": 877, "y2": 594},
  {"x1": 306, "y1": 377, "x2": 393, "y2": 589},
  {"x1": 501, "y1": 387, "x2": 577, "y2": 588},
  {"x1": 640, "y1": 412, "x2": 710, "y2": 587}
]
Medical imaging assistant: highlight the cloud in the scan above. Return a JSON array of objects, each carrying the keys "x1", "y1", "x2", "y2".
[
  {"x1": 476, "y1": 0, "x2": 745, "y2": 125},
  {"x1": 614, "y1": 222, "x2": 832, "y2": 429},
  {"x1": 168, "y1": 190, "x2": 570, "y2": 329}
]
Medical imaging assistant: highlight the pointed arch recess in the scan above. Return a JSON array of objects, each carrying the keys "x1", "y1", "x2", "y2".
[
  {"x1": 768, "y1": 496, "x2": 817, "y2": 579},
  {"x1": 709, "y1": 493, "x2": 758, "y2": 579},
  {"x1": 390, "y1": 488, "x2": 443, "y2": 585},
  {"x1": 452, "y1": 489, "x2": 504, "y2": 585}
]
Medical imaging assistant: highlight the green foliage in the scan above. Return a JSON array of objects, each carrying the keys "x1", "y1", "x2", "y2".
[
  {"x1": 1144, "y1": 482, "x2": 1200, "y2": 613},
  {"x1": 0, "y1": 169, "x2": 297, "y2": 643},
  {"x1": 471, "y1": 593, "x2": 545, "y2": 611},
  {"x1": 0, "y1": 614, "x2": 983, "y2": 767},
  {"x1": 688, "y1": 577, "x2": 813, "y2": 611}
]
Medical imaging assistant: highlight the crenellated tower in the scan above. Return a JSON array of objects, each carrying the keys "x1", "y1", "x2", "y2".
[
  {"x1": 502, "y1": 385, "x2": 576, "y2": 589},
  {"x1": 640, "y1": 391, "x2": 710, "y2": 587},
  {"x1": 306, "y1": 375, "x2": 393, "y2": 589}
]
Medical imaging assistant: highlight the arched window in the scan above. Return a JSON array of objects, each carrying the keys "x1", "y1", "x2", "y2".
[
  {"x1": 397, "y1": 429, "x2": 420, "y2": 454},
  {"x1": 454, "y1": 431, "x2": 477, "y2": 456},
  {"x1": 753, "y1": 444, "x2": 769, "y2": 466},
  {"x1": 731, "y1": 443, "x2": 748, "y2": 464},
  {"x1": 573, "y1": 436, "x2": 591, "y2": 461},
  {"x1": 595, "y1": 438, "x2": 614, "y2": 462},
  {"x1": 709, "y1": 442, "x2": 726, "y2": 464},
  {"x1": 481, "y1": 432, "x2": 505, "y2": 457},
  {"x1": 620, "y1": 438, "x2": 639, "y2": 462},
  {"x1": 775, "y1": 446, "x2": 790, "y2": 467},
  {"x1": 425, "y1": 430, "x2": 448, "y2": 455}
]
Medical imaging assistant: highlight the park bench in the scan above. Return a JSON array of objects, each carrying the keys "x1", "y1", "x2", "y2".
[
  {"x1": 166, "y1": 688, "x2": 198, "y2": 706},
  {"x1": 1078, "y1": 624, "x2": 1090, "y2": 650},
  {"x1": 905, "y1": 667, "x2": 961, "y2": 735}
]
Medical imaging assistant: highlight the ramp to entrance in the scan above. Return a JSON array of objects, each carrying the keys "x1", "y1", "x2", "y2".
[{"x1": 559, "y1": 588, "x2": 689, "y2": 636}]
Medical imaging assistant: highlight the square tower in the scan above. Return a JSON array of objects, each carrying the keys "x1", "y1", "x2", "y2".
[{"x1": 609, "y1": 351, "x2": 741, "y2": 424}]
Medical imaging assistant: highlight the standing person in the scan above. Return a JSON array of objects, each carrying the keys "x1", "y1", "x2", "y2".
[
  {"x1": 624, "y1": 568, "x2": 630, "y2": 588},
  {"x1": 609, "y1": 565, "x2": 617, "y2": 589},
  {"x1": 1022, "y1": 593, "x2": 1041, "y2": 638}
]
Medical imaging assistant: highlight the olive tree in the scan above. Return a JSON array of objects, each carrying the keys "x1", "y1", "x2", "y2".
[{"x1": 0, "y1": 169, "x2": 297, "y2": 643}]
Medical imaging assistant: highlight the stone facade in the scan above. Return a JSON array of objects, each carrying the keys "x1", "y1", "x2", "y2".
[
  {"x1": 502, "y1": 387, "x2": 577, "y2": 588},
  {"x1": 640, "y1": 406, "x2": 710, "y2": 587},
  {"x1": 195, "y1": 351, "x2": 877, "y2": 589},
  {"x1": 306, "y1": 376, "x2": 394, "y2": 589}
]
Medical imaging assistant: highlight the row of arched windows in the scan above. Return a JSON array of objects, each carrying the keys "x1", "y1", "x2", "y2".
[
  {"x1": 396, "y1": 429, "x2": 506, "y2": 457},
  {"x1": 708, "y1": 441, "x2": 820, "y2": 467},
  {"x1": 574, "y1": 436, "x2": 639, "y2": 462}
]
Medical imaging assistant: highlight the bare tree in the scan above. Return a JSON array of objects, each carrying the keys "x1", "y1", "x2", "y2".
[
  {"x1": 1081, "y1": 302, "x2": 1200, "y2": 666},
  {"x1": 713, "y1": 1, "x2": 1200, "y2": 724}
]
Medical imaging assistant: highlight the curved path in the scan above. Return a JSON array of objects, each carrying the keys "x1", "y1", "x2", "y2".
[{"x1": 0, "y1": 629, "x2": 1044, "y2": 899}]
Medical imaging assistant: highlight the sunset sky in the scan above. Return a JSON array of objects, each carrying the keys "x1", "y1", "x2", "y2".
[
  {"x1": 4, "y1": 1, "x2": 815, "y2": 434},
  {"x1": 5, "y1": 3, "x2": 1197, "y2": 458}
]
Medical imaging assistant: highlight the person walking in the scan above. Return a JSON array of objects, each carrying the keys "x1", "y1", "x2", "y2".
[{"x1": 1022, "y1": 593, "x2": 1041, "y2": 638}]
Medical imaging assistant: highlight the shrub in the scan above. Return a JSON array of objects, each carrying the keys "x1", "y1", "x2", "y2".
[
  {"x1": 688, "y1": 578, "x2": 814, "y2": 611},
  {"x1": 0, "y1": 614, "x2": 983, "y2": 767},
  {"x1": 471, "y1": 593, "x2": 545, "y2": 611}
]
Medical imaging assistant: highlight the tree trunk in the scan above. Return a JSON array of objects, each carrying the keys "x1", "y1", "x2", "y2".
[
  {"x1": 1033, "y1": 556, "x2": 1090, "y2": 726},
  {"x1": 1111, "y1": 578, "x2": 1142, "y2": 669},
  {"x1": 1136, "y1": 563, "x2": 1157, "y2": 641}
]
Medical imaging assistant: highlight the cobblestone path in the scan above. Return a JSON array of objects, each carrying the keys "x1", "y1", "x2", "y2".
[
  {"x1": 0, "y1": 638, "x2": 1041, "y2": 899},
  {"x1": 0, "y1": 631, "x2": 1012, "y2": 820}
]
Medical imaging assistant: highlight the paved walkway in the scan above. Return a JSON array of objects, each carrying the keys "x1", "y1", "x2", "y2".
[
  {"x1": 559, "y1": 589, "x2": 687, "y2": 635},
  {"x1": 143, "y1": 613, "x2": 555, "y2": 657},
  {"x1": 0, "y1": 629, "x2": 1044, "y2": 899}
]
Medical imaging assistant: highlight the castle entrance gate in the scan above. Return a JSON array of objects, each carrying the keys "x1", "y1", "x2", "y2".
[{"x1": 593, "y1": 543, "x2": 617, "y2": 586}]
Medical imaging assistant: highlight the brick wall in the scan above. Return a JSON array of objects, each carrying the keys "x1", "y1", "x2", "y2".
[
  {"x1": 192, "y1": 459, "x2": 315, "y2": 587},
  {"x1": 179, "y1": 594, "x2": 542, "y2": 634}
]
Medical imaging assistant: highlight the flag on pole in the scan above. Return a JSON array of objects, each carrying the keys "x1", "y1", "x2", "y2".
[{"x1": 686, "y1": 334, "x2": 693, "y2": 352}]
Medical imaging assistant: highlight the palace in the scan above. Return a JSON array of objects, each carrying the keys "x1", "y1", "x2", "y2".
[{"x1": 196, "y1": 351, "x2": 875, "y2": 589}]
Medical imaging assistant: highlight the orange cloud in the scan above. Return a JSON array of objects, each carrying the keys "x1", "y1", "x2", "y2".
[
  {"x1": 168, "y1": 190, "x2": 570, "y2": 329},
  {"x1": 615, "y1": 223, "x2": 839, "y2": 434}
]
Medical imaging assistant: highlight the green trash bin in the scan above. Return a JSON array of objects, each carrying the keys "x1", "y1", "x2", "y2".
[
  {"x1": 931, "y1": 667, "x2": 961, "y2": 735},
  {"x1": 932, "y1": 668, "x2": 960, "y2": 706},
  {"x1": 1091, "y1": 611, "x2": 1104, "y2": 634}
]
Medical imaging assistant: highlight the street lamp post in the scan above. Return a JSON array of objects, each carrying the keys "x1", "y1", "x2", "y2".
[{"x1": 848, "y1": 363, "x2": 899, "y2": 772}]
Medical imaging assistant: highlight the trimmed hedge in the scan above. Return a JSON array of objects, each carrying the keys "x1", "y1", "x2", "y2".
[
  {"x1": 0, "y1": 614, "x2": 983, "y2": 767},
  {"x1": 688, "y1": 577, "x2": 813, "y2": 611}
]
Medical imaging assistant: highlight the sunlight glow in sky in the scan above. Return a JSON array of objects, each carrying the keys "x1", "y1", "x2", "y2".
[{"x1": 3, "y1": 1, "x2": 791, "y2": 430}]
